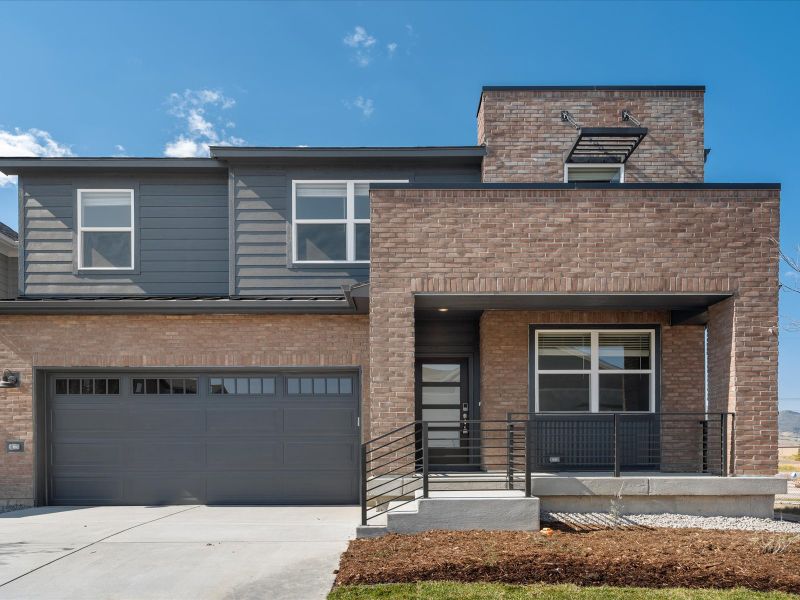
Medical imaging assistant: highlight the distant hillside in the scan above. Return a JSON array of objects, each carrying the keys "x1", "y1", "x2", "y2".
[{"x1": 779, "y1": 410, "x2": 800, "y2": 441}]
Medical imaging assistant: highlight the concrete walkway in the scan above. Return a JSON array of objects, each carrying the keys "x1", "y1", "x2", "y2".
[{"x1": 0, "y1": 505, "x2": 359, "y2": 600}]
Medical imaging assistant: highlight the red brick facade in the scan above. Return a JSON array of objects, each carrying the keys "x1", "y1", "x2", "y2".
[
  {"x1": 0, "y1": 314, "x2": 369, "y2": 504},
  {"x1": 368, "y1": 186, "x2": 779, "y2": 475},
  {"x1": 478, "y1": 88, "x2": 705, "y2": 183}
]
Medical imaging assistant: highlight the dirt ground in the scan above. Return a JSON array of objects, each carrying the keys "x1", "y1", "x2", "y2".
[{"x1": 335, "y1": 526, "x2": 800, "y2": 594}]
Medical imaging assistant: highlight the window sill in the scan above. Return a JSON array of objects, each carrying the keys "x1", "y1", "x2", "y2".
[
  {"x1": 76, "y1": 268, "x2": 138, "y2": 276},
  {"x1": 290, "y1": 262, "x2": 370, "y2": 270}
]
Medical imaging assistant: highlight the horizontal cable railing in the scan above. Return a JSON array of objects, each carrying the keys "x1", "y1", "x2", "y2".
[{"x1": 360, "y1": 412, "x2": 734, "y2": 525}]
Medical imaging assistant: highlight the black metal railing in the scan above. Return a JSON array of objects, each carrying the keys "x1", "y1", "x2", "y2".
[
  {"x1": 360, "y1": 412, "x2": 733, "y2": 525},
  {"x1": 513, "y1": 411, "x2": 733, "y2": 477}
]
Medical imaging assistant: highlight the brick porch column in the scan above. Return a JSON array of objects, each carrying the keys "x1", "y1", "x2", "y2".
[
  {"x1": 708, "y1": 295, "x2": 779, "y2": 475},
  {"x1": 368, "y1": 290, "x2": 416, "y2": 439}
]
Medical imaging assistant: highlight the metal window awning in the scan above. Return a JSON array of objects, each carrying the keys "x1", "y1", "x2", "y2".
[{"x1": 565, "y1": 127, "x2": 648, "y2": 164}]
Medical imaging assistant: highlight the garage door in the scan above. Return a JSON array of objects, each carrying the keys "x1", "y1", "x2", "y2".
[{"x1": 46, "y1": 371, "x2": 360, "y2": 505}]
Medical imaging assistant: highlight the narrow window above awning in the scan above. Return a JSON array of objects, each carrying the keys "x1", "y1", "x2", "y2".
[{"x1": 565, "y1": 127, "x2": 648, "y2": 164}]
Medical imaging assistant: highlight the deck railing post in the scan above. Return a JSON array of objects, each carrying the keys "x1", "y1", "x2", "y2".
[
  {"x1": 507, "y1": 412, "x2": 514, "y2": 491},
  {"x1": 524, "y1": 419, "x2": 532, "y2": 497},
  {"x1": 721, "y1": 413, "x2": 728, "y2": 477},
  {"x1": 360, "y1": 443, "x2": 368, "y2": 525},
  {"x1": 613, "y1": 414, "x2": 621, "y2": 477},
  {"x1": 421, "y1": 422, "x2": 429, "y2": 499}
]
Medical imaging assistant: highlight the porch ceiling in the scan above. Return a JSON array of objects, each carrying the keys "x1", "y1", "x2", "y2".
[{"x1": 414, "y1": 292, "x2": 731, "y2": 324}]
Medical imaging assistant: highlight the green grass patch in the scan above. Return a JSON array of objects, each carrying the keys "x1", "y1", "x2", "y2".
[{"x1": 329, "y1": 582, "x2": 800, "y2": 600}]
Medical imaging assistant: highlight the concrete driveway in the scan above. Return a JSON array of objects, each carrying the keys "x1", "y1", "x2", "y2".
[{"x1": 0, "y1": 505, "x2": 359, "y2": 600}]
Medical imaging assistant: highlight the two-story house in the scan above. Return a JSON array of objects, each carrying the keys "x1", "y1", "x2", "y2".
[{"x1": 0, "y1": 86, "x2": 785, "y2": 521}]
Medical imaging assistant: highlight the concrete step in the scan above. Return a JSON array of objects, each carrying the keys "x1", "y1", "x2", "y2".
[{"x1": 386, "y1": 490, "x2": 540, "y2": 534}]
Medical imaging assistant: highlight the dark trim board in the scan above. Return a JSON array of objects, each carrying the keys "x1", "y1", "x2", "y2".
[
  {"x1": 0, "y1": 298, "x2": 361, "y2": 315},
  {"x1": 483, "y1": 85, "x2": 706, "y2": 92},
  {"x1": 415, "y1": 292, "x2": 731, "y2": 312},
  {"x1": 372, "y1": 182, "x2": 781, "y2": 191},
  {"x1": 210, "y1": 146, "x2": 486, "y2": 160}
]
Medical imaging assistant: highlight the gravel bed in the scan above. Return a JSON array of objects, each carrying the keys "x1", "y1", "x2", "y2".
[
  {"x1": 0, "y1": 504, "x2": 29, "y2": 515},
  {"x1": 542, "y1": 510, "x2": 800, "y2": 533}
]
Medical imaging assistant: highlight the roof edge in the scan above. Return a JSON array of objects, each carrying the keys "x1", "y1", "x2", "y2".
[
  {"x1": 482, "y1": 85, "x2": 706, "y2": 92},
  {"x1": 0, "y1": 157, "x2": 226, "y2": 175},
  {"x1": 0, "y1": 297, "x2": 362, "y2": 315},
  {"x1": 370, "y1": 182, "x2": 781, "y2": 191},
  {"x1": 477, "y1": 85, "x2": 706, "y2": 116},
  {"x1": 208, "y1": 146, "x2": 486, "y2": 160}
]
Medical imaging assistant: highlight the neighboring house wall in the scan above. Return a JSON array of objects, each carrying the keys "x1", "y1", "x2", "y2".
[
  {"x1": 0, "y1": 313, "x2": 369, "y2": 505},
  {"x1": 368, "y1": 186, "x2": 779, "y2": 475},
  {"x1": 20, "y1": 171, "x2": 229, "y2": 296},
  {"x1": 230, "y1": 160, "x2": 481, "y2": 296},
  {"x1": 0, "y1": 255, "x2": 18, "y2": 299},
  {"x1": 478, "y1": 88, "x2": 705, "y2": 183}
]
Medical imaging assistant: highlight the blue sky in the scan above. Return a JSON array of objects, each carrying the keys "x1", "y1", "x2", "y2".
[{"x1": 1, "y1": 1, "x2": 799, "y2": 408}]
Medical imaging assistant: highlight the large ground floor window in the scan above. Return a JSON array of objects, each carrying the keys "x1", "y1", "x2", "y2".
[{"x1": 531, "y1": 328, "x2": 656, "y2": 413}]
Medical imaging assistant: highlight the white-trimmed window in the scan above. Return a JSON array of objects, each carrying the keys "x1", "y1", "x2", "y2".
[
  {"x1": 564, "y1": 163, "x2": 624, "y2": 183},
  {"x1": 291, "y1": 180, "x2": 406, "y2": 263},
  {"x1": 77, "y1": 189, "x2": 134, "y2": 270},
  {"x1": 533, "y1": 329, "x2": 655, "y2": 413}
]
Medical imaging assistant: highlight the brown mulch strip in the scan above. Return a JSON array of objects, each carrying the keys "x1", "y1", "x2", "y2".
[{"x1": 335, "y1": 527, "x2": 800, "y2": 593}]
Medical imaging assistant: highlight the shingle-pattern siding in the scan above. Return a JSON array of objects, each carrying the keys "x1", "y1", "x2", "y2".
[
  {"x1": 0, "y1": 313, "x2": 369, "y2": 505},
  {"x1": 478, "y1": 89, "x2": 705, "y2": 183},
  {"x1": 368, "y1": 186, "x2": 779, "y2": 475}
]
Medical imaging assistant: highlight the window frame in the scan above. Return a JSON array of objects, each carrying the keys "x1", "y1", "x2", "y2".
[
  {"x1": 530, "y1": 327, "x2": 657, "y2": 414},
  {"x1": 291, "y1": 179, "x2": 407, "y2": 264},
  {"x1": 76, "y1": 188, "x2": 136, "y2": 271},
  {"x1": 563, "y1": 163, "x2": 625, "y2": 183}
]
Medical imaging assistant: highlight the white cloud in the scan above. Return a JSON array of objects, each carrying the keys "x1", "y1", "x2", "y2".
[
  {"x1": 344, "y1": 26, "x2": 376, "y2": 48},
  {"x1": 387, "y1": 42, "x2": 398, "y2": 56},
  {"x1": 344, "y1": 26, "x2": 377, "y2": 67},
  {"x1": 345, "y1": 96, "x2": 375, "y2": 118},
  {"x1": 163, "y1": 88, "x2": 243, "y2": 157},
  {"x1": 0, "y1": 127, "x2": 73, "y2": 186}
]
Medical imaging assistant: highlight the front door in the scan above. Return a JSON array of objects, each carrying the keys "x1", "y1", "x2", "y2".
[{"x1": 415, "y1": 359, "x2": 471, "y2": 469}]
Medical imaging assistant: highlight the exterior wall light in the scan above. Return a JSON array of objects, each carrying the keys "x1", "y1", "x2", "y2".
[
  {"x1": 437, "y1": 308, "x2": 449, "y2": 312},
  {"x1": 0, "y1": 370, "x2": 19, "y2": 388}
]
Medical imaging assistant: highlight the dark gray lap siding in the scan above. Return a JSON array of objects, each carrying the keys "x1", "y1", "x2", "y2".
[{"x1": 22, "y1": 172, "x2": 229, "y2": 296}]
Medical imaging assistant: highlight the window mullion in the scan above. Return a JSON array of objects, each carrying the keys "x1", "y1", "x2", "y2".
[
  {"x1": 346, "y1": 181, "x2": 355, "y2": 262},
  {"x1": 590, "y1": 331, "x2": 599, "y2": 413}
]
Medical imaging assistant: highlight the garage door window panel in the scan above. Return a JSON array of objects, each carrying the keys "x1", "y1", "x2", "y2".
[
  {"x1": 287, "y1": 376, "x2": 353, "y2": 396},
  {"x1": 132, "y1": 378, "x2": 198, "y2": 395},
  {"x1": 209, "y1": 376, "x2": 276, "y2": 395},
  {"x1": 56, "y1": 378, "x2": 121, "y2": 395}
]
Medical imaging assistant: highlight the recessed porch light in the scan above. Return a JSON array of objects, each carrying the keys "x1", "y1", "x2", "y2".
[{"x1": 437, "y1": 308, "x2": 449, "y2": 312}]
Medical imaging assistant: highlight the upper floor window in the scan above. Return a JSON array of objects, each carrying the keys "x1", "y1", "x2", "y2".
[
  {"x1": 291, "y1": 180, "x2": 406, "y2": 263},
  {"x1": 77, "y1": 189, "x2": 134, "y2": 270},
  {"x1": 564, "y1": 164, "x2": 624, "y2": 183}
]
